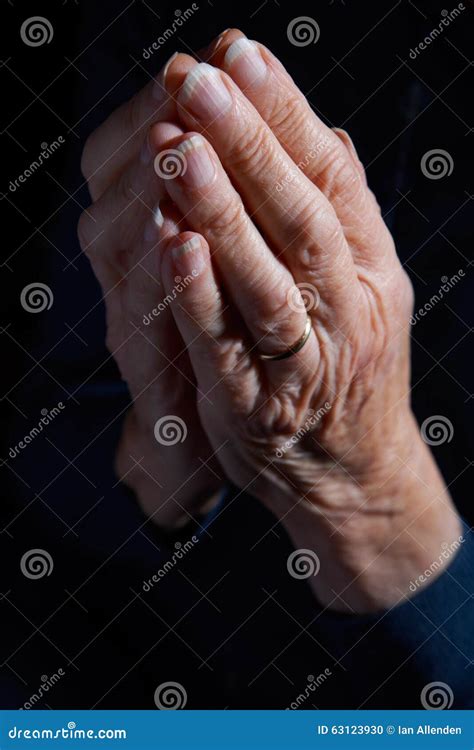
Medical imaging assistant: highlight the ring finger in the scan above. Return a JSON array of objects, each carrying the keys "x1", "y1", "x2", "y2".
[{"x1": 149, "y1": 125, "x2": 319, "y2": 385}]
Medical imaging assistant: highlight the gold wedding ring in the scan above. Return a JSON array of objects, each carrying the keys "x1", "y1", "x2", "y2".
[{"x1": 259, "y1": 315, "x2": 312, "y2": 362}]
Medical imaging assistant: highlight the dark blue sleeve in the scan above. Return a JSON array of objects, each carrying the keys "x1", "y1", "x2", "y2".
[{"x1": 310, "y1": 521, "x2": 474, "y2": 708}]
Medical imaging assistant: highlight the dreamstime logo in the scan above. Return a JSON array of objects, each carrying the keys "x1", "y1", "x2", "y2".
[
  {"x1": 143, "y1": 270, "x2": 198, "y2": 325},
  {"x1": 20, "y1": 283, "x2": 54, "y2": 313},
  {"x1": 143, "y1": 537, "x2": 199, "y2": 591},
  {"x1": 409, "y1": 4, "x2": 465, "y2": 59},
  {"x1": 275, "y1": 402, "x2": 331, "y2": 458},
  {"x1": 409, "y1": 536, "x2": 464, "y2": 593},
  {"x1": 20, "y1": 549, "x2": 54, "y2": 579},
  {"x1": 287, "y1": 282, "x2": 320, "y2": 313},
  {"x1": 142, "y1": 3, "x2": 199, "y2": 58},
  {"x1": 20, "y1": 16, "x2": 54, "y2": 47},
  {"x1": 154, "y1": 415, "x2": 187, "y2": 445},
  {"x1": 8, "y1": 724, "x2": 126, "y2": 740},
  {"x1": 154, "y1": 681, "x2": 187, "y2": 709},
  {"x1": 287, "y1": 16, "x2": 320, "y2": 47},
  {"x1": 287, "y1": 549, "x2": 320, "y2": 579},
  {"x1": 420, "y1": 415, "x2": 454, "y2": 446},
  {"x1": 20, "y1": 668, "x2": 66, "y2": 710},
  {"x1": 420, "y1": 149, "x2": 454, "y2": 180},
  {"x1": 410, "y1": 270, "x2": 465, "y2": 325},
  {"x1": 421, "y1": 681, "x2": 454, "y2": 710},
  {"x1": 8, "y1": 402, "x2": 66, "y2": 460},
  {"x1": 275, "y1": 137, "x2": 330, "y2": 193},
  {"x1": 286, "y1": 669, "x2": 332, "y2": 709},
  {"x1": 9, "y1": 137, "x2": 65, "y2": 193},
  {"x1": 154, "y1": 149, "x2": 187, "y2": 179}
]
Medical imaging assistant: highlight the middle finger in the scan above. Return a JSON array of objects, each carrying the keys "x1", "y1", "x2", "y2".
[
  {"x1": 164, "y1": 58, "x2": 359, "y2": 317},
  {"x1": 149, "y1": 125, "x2": 316, "y2": 377}
]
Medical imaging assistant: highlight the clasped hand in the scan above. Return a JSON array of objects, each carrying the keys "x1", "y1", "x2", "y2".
[{"x1": 79, "y1": 30, "x2": 461, "y2": 612}]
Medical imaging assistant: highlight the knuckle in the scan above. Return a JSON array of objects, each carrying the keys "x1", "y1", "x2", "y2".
[
  {"x1": 312, "y1": 141, "x2": 366, "y2": 206},
  {"x1": 185, "y1": 289, "x2": 224, "y2": 335},
  {"x1": 252, "y1": 276, "x2": 306, "y2": 344},
  {"x1": 315, "y1": 148, "x2": 368, "y2": 214},
  {"x1": 324, "y1": 154, "x2": 365, "y2": 205},
  {"x1": 291, "y1": 199, "x2": 344, "y2": 262},
  {"x1": 289, "y1": 192, "x2": 322, "y2": 229},
  {"x1": 204, "y1": 194, "x2": 248, "y2": 237},
  {"x1": 227, "y1": 123, "x2": 273, "y2": 177},
  {"x1": 269, "y1": 97, "x2": 308, "y2": 147},
  {"x1": 210, "y1": 340, "x2": 251, "y2": 385}
]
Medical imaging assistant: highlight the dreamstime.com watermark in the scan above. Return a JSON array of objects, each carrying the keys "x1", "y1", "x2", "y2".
[
  {"x1": 420, "y1": 149, "x2": 454, "y2": 180},
  {"x1": 287, "y1": 16, "x2": 320, "y2": 47},
  {"x1": 420, "y1": 681, "x2": 454, "y2": 710},
  {"x1": 154, "y1": 415, "x2": 188, "y2": 445},
  {"x1": 20, "y1": 16, "x2": 54, "y2": 46},
  {"x1": 20, "y1": 669, "x2": 66, "y2": 709},
  {"x1": 142, "y1": 5, "x2": 199, "y2": 58},
  {"x1": 287, "y1": 549, "x2": 321, "y2": 579},
  {"x1": 408, "y1": 536, "x2": 465, "y2": 593},
  {"x1": 275, "y1": 402, "x2": 331, "y2": 458},
  {"x1": 142, "y1": 537, "x2": 199, "y2": 591},
  {"x1": 143, "y1": 272, "x2": 198, "y2": 325},
  {"x1": 20, "y1": 549, "x2": 54, "y2": 579},
  {"x1": 420, "y1": 415, "x2": 454, "y2": 446},
  {"x1": 408, "y1": 4, "x2": 465, "y2": 59},
  {"x1": 7, "y1": 403, "x2": 65, "y2": 460},
  {"x1": 8, "y1": 138, "x2": 65, "y2": 192},
  {"x1": 286, "y1": 669, "x2": 333, "y2": 709},
  {"x1": 154, "y1": 681, "x2": 187, "y2": 709},
  {"x1": 8, "y1": 723, "x2": 126, "y2": 740},
  {"x1": 410, "y1": 270, "x2": 465, "y2": 325},
  {"x1": 275, "y1": 137, "x2": 330, "y2": 192},
  {"x1": 20, "y1": 282, "x2": 54, "y2": 313}
]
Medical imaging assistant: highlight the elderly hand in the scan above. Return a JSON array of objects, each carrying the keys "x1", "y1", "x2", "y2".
[
  {"x1": 78, "y1": 67, "x2": 223, "y2": 529},
  {"x1": 147, "y1": 32, "x2": 461, "y2": 611}
]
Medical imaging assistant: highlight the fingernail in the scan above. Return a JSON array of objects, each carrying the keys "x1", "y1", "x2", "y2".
[
  {"x1": 144, "y1": 203, "x2": 164, "y2": 242},
  {"x1": 172, "y1": 236, "x2": 205, "y2": 276},
  {"x1": 153, "y1": 51, "x2": 178, "y2": 102},
  {"x1": 198, "y1": 29, "x2": 231, "y2": 61},
  {"x1": 179, "y1": 63, "x2": 232, "y2": 121},
  {"x1": 210, "y1": 28, "x2": 231, "y2": 54},
  {"x1": 176, "y1": 135, "x2": 216, "y2": 188},
  {"x1": 224, "y1": 39, "x2": 267, "y2": 88}
]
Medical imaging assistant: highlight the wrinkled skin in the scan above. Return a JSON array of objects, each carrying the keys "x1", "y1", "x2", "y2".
[{"x1": 79, "y1": 30, "x2": 461, "y2": 611}]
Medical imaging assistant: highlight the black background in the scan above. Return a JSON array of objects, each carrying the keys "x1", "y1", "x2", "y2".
[{"x1": 1, "y1": 0, "x2": 473, "y2": 709}]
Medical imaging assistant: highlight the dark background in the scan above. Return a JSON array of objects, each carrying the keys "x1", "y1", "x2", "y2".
[{"x1": 1, "y1": 0, "x2": 473, "y2": 709}]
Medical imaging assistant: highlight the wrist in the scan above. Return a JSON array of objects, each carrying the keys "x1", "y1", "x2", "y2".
[{"x1": 280, "y1": 414, "x2": 462, "y2": 612}]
